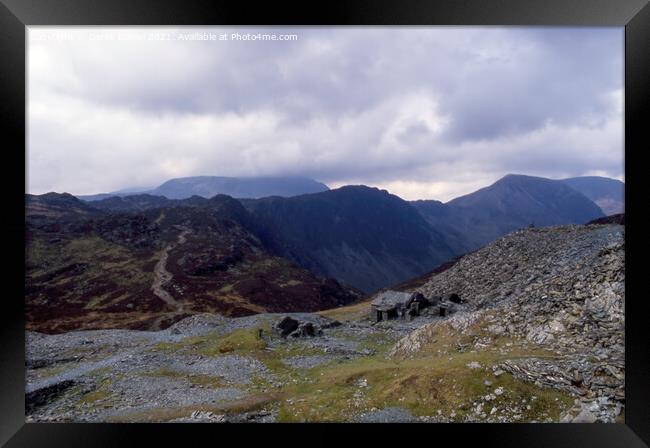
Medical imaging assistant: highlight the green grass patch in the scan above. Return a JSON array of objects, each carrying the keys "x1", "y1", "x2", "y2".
[
  {"x1": 203, "y1": 327, "x2": 267, "y2": 355},
  {"x1": 79, "y1": 388, "x2": 111, "y2": 404},
  {"x1": 356, "y1": 332, "x2": 400, "y2": 356},
  {"x1": 33, "y1": 363, "x2": 70, "y2": 378},
  {"x1": 144, "y1": 367, "x2": 185, "y2": 378},
  {"x1": 78, "y1": 376, "x2": 113, "y2": 405},
  {"x1": 275, "y1": 346, "x2": 574, "y2": 422},
  {"x1": 151, "y1": 325, "x2": 271, "y2": 356},
  {"x1": 317, "y1": 300, "x2": 373, "y2": 323}
]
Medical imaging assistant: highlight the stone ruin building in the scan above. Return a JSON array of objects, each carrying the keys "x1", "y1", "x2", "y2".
[{"x1": 371, "y1": 290, "x2": 462, "y2": 322}]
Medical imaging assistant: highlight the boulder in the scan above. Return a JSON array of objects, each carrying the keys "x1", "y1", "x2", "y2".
[
  {"x1": 290, "y1": 322, "x2": 318, "y2": 338},
  {"x1": 276, "y1": 316, "x2": 300, "y2": 337}
]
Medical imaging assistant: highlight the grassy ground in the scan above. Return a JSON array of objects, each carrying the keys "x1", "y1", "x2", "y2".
[
  {"x1": 317, "y1": 299, "x2": 373, "y2": 322},
  {"x1": 43, "y1": 299, "x2": 577, "y2": 423},
  {"x1": 275, "y1": 346, "x2": 572, "y2": 422},
  {"x1": 139, "y1": 315, "x2": 574, "y2": 422},
  {"x1": 106, "y1": 393, "x2": 281, "y2": 423},
  {"x1": 152, "y1": 323, "x2": 272, "y2": 356}
]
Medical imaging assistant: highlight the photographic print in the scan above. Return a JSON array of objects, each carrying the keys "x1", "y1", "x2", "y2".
[{"x1": 25, "y1": 26, "x2": 624, "y2": 423}]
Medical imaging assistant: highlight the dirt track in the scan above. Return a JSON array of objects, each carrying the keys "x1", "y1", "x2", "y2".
[{"x1": 151, "y1": 227, "x2": 191, "y2": 328}]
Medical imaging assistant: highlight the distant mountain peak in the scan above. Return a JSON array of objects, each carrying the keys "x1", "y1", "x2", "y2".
[
  {"x1": 496, "y1": 173, "x2": 548, "y2": 184},
  {"x1": 332, "y1": 185, "x2": 387, "y2": 195},
  {"x1": 80, "y1": 175, "x2": 330, "y2": 201}
]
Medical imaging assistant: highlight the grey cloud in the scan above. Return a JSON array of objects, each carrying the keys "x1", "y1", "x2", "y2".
[{"x1": 27, "y1": 26, "x2": 623, "y2": 200}]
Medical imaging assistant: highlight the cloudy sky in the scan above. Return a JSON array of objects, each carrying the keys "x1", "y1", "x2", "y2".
[{"x1": 28, "y1": 26, "x2": 623, "y2": 201}]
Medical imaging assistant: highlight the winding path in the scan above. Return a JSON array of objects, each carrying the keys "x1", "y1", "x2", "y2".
[{"x1": 151, "y1": 227, "x2": 191, "y2": 329}]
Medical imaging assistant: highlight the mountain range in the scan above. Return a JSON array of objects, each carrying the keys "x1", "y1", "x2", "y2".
[
  {"x1": 26, "y1": 173, "x2": 621, "y2": 332},
  {"x1": 79, "y1": 176, "x2": 329, "y2": 201},
  {"x1": 412, "y1": 174, "x2": 608, "y2": 253},
  {"x1": 26, "y1": 193, "x2": 361, "y2": 333}
]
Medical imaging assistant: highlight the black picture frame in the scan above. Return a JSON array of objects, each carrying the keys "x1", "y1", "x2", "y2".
[{"x1": 1, "y1": 0, "x2": 648, "y2": 446}]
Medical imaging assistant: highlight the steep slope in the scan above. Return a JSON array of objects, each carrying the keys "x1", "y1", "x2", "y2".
[
  {"x1": 243, "y1": 186, "x2": 456, "y2": 293},
  {"x1": 413, "y1": 174, "x2": 605, "y2": 253},
  {"x1": 26, "y1": 195, "x2": 360, "y2": 333},
  {"x1": 408, "y1": 199, "x2": 473, "y2": 254},
  {"x1": 561, "y1": 176, "x2": 624, "y2": 215},
  {"x1": 391, "y1": 223, "x2": 624, "y2": 421}
]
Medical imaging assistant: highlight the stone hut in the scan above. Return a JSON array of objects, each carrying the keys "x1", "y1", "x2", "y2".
[{"x1": 371, "y1": 290, "x2": 429, "y2": 322}]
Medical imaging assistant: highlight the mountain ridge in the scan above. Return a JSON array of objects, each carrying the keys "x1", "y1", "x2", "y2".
[
  {"x1": 413, "y1": 174, "x2": 605, "y2": 253},
  {"x1": 242, "y1": 185, "x2": 457, "y2": 293},
  {"x1": 27, "y1": 174, "x2": 616, "y2": 312},
  {"x1": 79, "y1": 176, "x2": 329, "y2": 201}
]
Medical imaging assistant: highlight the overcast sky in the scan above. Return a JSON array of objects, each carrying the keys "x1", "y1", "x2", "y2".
[{"x1": 28, "y1": 26, "x2": 623, "y2": 201}]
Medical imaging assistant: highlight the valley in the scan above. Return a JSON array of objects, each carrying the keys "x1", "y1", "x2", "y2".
[{"x1": 25, "y1": 174, "x2": 623, "y2": 333}]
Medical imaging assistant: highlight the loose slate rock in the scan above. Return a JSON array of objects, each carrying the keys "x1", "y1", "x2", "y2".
[{"x1": 357, "y1": 407, "x2": 416, "y2": 423}]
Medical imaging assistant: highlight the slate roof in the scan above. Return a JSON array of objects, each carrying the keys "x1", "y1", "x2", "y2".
[{"x1": 371, "y1": 290, "x2": 414, "y2": 311}]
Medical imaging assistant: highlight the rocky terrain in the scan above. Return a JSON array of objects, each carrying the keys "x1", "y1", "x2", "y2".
[
  {"x1": 392, "y1": 222, "x2": 624, "y2": 423},
  {"x1": 25, "y1": 222, "x2": 624, "y2": 423},
  {"x1": 26, "y1": 194, "x2": 360, "y2": 333}
]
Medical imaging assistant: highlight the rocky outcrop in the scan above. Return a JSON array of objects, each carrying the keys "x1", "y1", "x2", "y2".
[
  {"x1": 588, "y1": 213, "x2": 624, "y2": 226},
  {"x1": 26, "y1": 380, "x2": 77, "y2": 414},
  {"x1": 275, "y1": 315, "x2": 340, "y2": 338},
  {"x1": 394, "y1": 224, "x2": 624, "y2": 351},
  {"x1": 390, "y1": 224, "x2": 624, "y2": 421}
]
